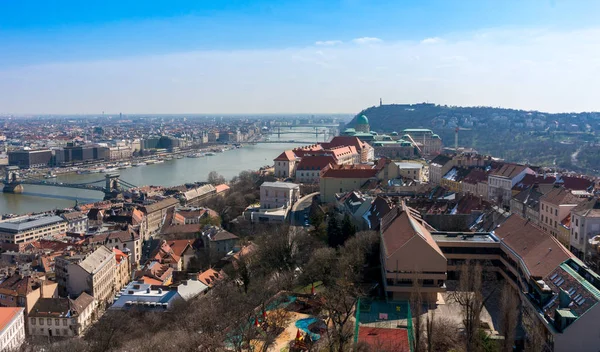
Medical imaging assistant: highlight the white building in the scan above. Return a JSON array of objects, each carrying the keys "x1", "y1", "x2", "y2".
[
  {"x1": 259, "y1": 181, "x2": 300, "y2": 210},
  {"x1": 570, "y1": 198, "x2": 600, "y2": 260},
  {"x1": 110, "y1": 278, "x2": 208, "y2": 311},
  {"x1": 273, "y1": 150, "x2": 299, "y2": 178},
  {"x1": 0, "y1": 307, "x2": 25, "y2": 351},
  {"x1": 28, "y1": 293, "x2": 96, "y2": 337},
  {"x1": 488, "y1": 163, "x2": 534, "y2": 206}
]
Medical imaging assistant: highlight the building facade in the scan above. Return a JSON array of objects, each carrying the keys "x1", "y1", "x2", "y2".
[
  {"x1": 28, "y1": 293, "x2": 96, "y2": 337},
  {"x1": 259, "y1": 182, "x2": 300, "y2": 210},
  {"x1": 0, "y1": 215, "x2": 68, "y2": 251},
  {"x1": 539, "y1": 187, "x2": 583, "y2": 246},
  {"x1": 8, "y1": 149, "x2": 52, "y2": 168},
  {"x1": 488, "y1": 163, "x2": 534, "y2": 206},
  {"x1": 0, "y1": 307, "x2": 25, "y2": 351},
  {"x1": 569, "y1": 198, "x2": 600, "y2": 260},
  {"x1": 60, "y1": 246, "x2": 116, "y2": 304}
]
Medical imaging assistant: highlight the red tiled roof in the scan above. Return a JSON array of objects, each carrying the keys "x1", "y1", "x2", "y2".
[
  {"x1": 490, "y1": 163, "x2": 530, "y2": 179},
  {"x1": 322, "y1": 136, "x2": 368, "y2": 151},
  {"x1": 296, "y1": 155, "x2": 336, "y2": 171},
  {"x1": 0, "y1": 308, "x2": 23, "y2": 333},
  {"x1": 274, "y1": 150, "x2": 297, "y2": 161},
  {"x1": 215, "y1": 184, "x2": 230, "y2": 193},
  {"x1": 380, "y1": 207, "x2": 444, "y2": 258},
  {"x1": 559, "y1": 175, "x2": 594, "y2": 191},
  {"x1": 495, "y1": 214, "x2": 573, "y2": 278},
  {"x1": 462, "y1": 168, "x2": 489, "y2": 185},
  {"x1": 167, "y1": 239, "x2": 194, "y2": 257},
  {"x1": 540, "y1": 186, "x2": 584, "y2": 206},
  {"x1": 161, "y1": 224, "x2": 201, "y2": 235}
]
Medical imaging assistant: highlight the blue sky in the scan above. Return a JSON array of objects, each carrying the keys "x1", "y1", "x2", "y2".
[{"x1": 1, "y1": 0, "x2": 600, "y2": 114}]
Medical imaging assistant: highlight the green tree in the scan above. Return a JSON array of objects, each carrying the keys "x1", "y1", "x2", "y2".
[
  {"x1": 327, "y1": 213, "x2": 343, "y2": 248},
  {"x1": 341, "y1": 214, "x2": 357, "y2": 244}
]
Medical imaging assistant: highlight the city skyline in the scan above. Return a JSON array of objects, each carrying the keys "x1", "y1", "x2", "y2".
[{"x1": 2, "y1": 0, "x2": 600, "y2": 114}]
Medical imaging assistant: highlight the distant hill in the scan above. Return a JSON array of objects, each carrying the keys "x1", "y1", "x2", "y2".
[{"x1": 350, "y1": 103, "x2": 600, "y2": 175}]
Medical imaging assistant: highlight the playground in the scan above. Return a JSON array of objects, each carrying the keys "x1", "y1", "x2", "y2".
[{"x1": 245, "y1": 290, "x2": 326, "y2": 352}]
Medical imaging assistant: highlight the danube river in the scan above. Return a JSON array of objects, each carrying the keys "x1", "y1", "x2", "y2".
[{"x1": 0, "y1": 141, "x2": 309, "y2": 215}]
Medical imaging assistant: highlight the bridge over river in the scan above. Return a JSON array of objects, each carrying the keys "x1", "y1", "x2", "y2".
[{"x1": 2, "y1": 166, "x2": 136, "y2": 200}]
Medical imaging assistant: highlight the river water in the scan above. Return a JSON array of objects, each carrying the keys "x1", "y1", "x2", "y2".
[{"x1": 1, "y1": 128, "x2": 336, "y2": 215}]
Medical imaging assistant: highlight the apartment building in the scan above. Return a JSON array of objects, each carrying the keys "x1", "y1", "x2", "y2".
[
  {"x1": 141, "y1": 198, "x2": 179, "y2": 237},
  {"x1": 0, "y1": 274, "x2": 58, "y2": 314},
  {"x1": 0, "y1": 308, "x2": 25, "y2": 351},
  {"x1": 28, "y1": 293, "x2": 95, "y2": 337},
  {"x1": 113, "y1": 248, "x2": 131, "y2": 293},
  {"x1": 56, "y1": 246, "x2": 115, "y2": 304},
  {"x1": 60, "y1": 211, "x2": 88, "y2": 234},
  {"x1": 488, "y1": 163, "x2": 534, "y2": 206},
  {"x1": 89, "y1": 228, "x2": 143, "y2": 267},
  {"x1": 539, "y1": 187, "x2": 584, "y2": 246},
  {"x1": 430, "y1": 213, "x2": 600, "y2": 352},
  {"x1": 428, "y1": 154, "x2": 453, "y2": 185},
  {"x1": 0, "y1": 215, "x2": 67, "y2": 251},
  {"x1": 569, "y1": 198, "x2": 600, "y2": 260},
  {"x1": 393, "y1": 162, "x2": 424, "y2": 182}
]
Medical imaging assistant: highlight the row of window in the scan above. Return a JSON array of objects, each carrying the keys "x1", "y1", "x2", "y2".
[{"x1": 31, "y1": 318, "x2": 74, "y2": 326}]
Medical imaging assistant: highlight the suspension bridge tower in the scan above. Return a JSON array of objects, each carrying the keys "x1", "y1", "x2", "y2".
[{"x1": 3, "y1": 166, "x2": 23, "y2": 193}]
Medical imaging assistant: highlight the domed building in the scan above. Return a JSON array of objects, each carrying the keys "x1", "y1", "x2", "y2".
[{"x1": 355, "y1": 114, "x2": 370, "y2": 133}]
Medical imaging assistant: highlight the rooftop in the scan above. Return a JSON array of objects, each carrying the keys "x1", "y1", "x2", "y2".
[
  {"x1": 0, "y1": 307, "x2": 23, "y2": 333},
  {"x1": 260, "y1": 181, "x2": 300, "y2": 189},
  {"x1": 0, "y1": 215, "x2": 65, "y2": 233},
  {"x1": 431, "y1": 232, "x2": 499, "y2": 243}
]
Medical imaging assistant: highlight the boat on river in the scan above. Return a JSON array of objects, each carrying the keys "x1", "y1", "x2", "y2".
[{"x1": 132, "y1": 162, "x2": 146, "y2": 167}]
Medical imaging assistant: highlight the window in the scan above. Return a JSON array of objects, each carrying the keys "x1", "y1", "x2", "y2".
[
  {"x1": 31, "y1": 319, "x2": 36, "y2": 325},
  {"x1": 39, "y1": 318, "x2": 44, "y2": 325},
  {"x1": 55, "y1": 319, "x2": 59, "y2": 326},
  {"x1": 63, "y1": 329, "x2": 68, "y2": 336},
  {"x1": 576, "y1": 218, "x2": 579, "y2": 226},
  {"x1": 63, "y1": 320, "x2": 67, "y2": 326},
  {"x1": 555, "y1": 209, "x2": 558, "y2": 216}
]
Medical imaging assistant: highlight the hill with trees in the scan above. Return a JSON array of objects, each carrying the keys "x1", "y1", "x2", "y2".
[{"x1": 350, "y1": 103, "x2": 600, "y2": 175}]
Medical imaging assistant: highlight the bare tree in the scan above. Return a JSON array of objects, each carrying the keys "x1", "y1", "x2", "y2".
[
  {"x1": 410, "y1": 276, "x2": 424, "y2": 352},
  {"x1": 499, "y1": 283, "x2": 519, "y2": 352},
  {"x1": 425, "y1": 310, "x2": 435, "y2": 352},
  {"x1": 522, "y1": 304, "x2": 550, "y2": 352},
  {"x1": 448, "y1": 261, "x2": 497, "y2": 352},
  {"x1": 321, "y1": 281, "x2": 360, "y2": 352},
  {"x1": 207, "y1": 171, "x2": 226, "y2": 185}
]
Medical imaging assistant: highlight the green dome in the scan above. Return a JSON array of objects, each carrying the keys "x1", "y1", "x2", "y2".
[{"x1": 356, "y1": 114, "x2": 369, "y2": 125}]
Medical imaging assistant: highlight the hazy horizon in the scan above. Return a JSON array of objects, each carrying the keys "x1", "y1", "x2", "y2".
[{"x1": 2, "y1": 1, "x2": 600, "y2": 114}]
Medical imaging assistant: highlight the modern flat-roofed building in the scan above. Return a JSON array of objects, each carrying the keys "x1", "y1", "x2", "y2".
[
  {"x1": 8, "y1": 149, "x2": 52, "y2": 168},
  {"x1": 0, "y1": 307, "x2": 25, "y2": 351},
  {"x1": 0, "y1": 215, "x2": 67, "y2": 251}
]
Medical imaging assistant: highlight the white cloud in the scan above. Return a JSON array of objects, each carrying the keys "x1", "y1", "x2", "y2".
[
  {"x1": 421, "y1": 37, "x2": 444, "y2": 44},
  {"x1": 352, "y1": 37, "x2": 383, "y2": 45},
  {"x1": 2, "y1": 27, "x2": 600, "y2": 114},
  {"x1": 315, "y1": 40, "x2": 343, "y2": 46}
]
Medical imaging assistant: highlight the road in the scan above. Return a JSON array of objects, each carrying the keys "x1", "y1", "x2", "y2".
[{"x1": 290, "y1": 192, "x2": 319, "y2": 226}]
